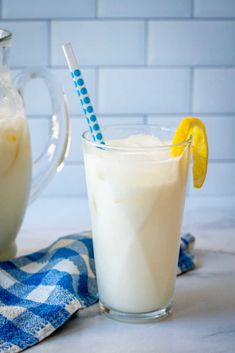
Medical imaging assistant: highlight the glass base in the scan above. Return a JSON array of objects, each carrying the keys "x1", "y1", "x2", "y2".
[{"x1": 99, "y1": 301, "x2": 173, "y2": 323}]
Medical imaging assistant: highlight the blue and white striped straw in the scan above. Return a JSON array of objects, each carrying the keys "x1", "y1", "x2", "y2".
[{"x1": 62, "y1": 42, "x2": 105, "y2": 144}]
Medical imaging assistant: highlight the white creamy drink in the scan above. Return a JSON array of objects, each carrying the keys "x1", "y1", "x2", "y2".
[
  {"x1": 0, "y1": 70, "x2": 32, "y2": 259},
  {"x1": 83, "y1": 132, "x2": 190, "y2": 316}
]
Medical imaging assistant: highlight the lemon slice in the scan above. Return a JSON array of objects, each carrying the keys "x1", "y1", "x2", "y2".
[{"x1": 171, "y1": 117, "x2": 208, "y2": 188}]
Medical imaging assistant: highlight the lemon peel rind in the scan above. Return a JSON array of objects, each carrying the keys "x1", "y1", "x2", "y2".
[{"x1": 171, "y1": 117, "x2": 208, "y2": 189}]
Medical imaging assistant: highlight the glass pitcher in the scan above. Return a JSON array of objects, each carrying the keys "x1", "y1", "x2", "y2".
[{"x1": 0, "y1": 29, "x2": 70, "y2": 260}]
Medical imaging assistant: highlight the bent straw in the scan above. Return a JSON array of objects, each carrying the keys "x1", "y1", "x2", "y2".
[{"x1": 62, "y1": 43, "x2": 105, "y2": 144}]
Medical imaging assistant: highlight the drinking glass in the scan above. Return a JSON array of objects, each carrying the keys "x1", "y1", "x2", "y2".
[{"x1": 82, "y1": 124, "x2": 191, "y2": 322}]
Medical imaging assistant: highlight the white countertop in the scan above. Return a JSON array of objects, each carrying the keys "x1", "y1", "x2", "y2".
[{"x1": 17, "y1": 197, "x2": 235, "y2": 353}]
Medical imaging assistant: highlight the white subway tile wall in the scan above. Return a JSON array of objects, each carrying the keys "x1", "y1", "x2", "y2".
[
  {"x1": 1, "y1": 22, "x2": 48, "y2": 66},
  {"x1": 194, "y1": 0, "x2": 235, "y2": 18},
  {"x1": 1, "y1": 0, "x2": 234, "y2": 198},
  {"x1": 2, "y1": 0, "x2": 96, "y2": 19},
  {"x1": 98, "y1": 0, "x2": 192, "y2": 18},
  {"x1": 193, "y1": 69, "x2": 235, "y2": 113},
  {"x1": 148, "y1": 21, "x2": 235, "y2": 66},
  {"x1": 51, "y1": 21, "x2": 145, "y2": 66},
  {"x1": 98, "y1": 69, "x2": 191, "y2": 114}
]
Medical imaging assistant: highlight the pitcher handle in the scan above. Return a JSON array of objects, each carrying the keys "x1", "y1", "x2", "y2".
[{"x1": 15, "y1": 67, "x2": 71, "y2": 203}]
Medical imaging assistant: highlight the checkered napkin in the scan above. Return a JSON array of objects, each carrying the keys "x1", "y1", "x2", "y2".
[{"x1": 0, "y1": 232, "x2": 195, "y2": 353}]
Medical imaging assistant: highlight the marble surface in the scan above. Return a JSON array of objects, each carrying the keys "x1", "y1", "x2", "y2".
[{"x1": 17, "y1": 196, "x2": 235, "y2": 353}]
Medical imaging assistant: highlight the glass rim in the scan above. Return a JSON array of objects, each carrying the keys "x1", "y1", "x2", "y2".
[
  {"x1": 82, "y1": 123, "x2": 192, "y2": 152},
  {"x1": 0, "y1": 29, "x2": 12, "y2": 44}
]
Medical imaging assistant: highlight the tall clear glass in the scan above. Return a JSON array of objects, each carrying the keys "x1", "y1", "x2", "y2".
[{"x1": 82, "y1": 124, "x2": 191, "y2": 322}]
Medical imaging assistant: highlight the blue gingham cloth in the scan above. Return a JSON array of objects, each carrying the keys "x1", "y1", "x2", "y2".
[{"x1": 0, "y1": 232, "x2": 195, "y2": 353}]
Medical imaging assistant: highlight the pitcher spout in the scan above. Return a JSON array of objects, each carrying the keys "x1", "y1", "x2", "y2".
[{"x1": 0, "y1": 29, "x2": 12, "y2": 67}]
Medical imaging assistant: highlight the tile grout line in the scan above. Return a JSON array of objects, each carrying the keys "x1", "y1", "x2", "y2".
[
  {"x1": 1, "y1": 17, "x2": 235, "y2": 21},
  {"x1": 27, "y1": 113, "x2": 235, "y2": 118},
  {"x1": 95, "y1": 0, "x2": 98, "y2": 18},
  {"x1": 144, "y1": 20, "x2": 148, "y2": 66},
  {"x1": 191, "y1": 0, "x2": 195, "y2": 18},
  {"x1": 95, "y1": 67, "x2": 99, "y2": 114},
  {"x1": 188, "y1": 68, "x2": 194, "y2": 114},
  {"x1": 191, "y1": 68, "x2": 195, "y2": 114},
  {"x1": 47, "y1": 20, "x2": 51, "y2": 67},
  {"x1": 11, "y1": 65, "x2": 235, "y2": 70}
]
